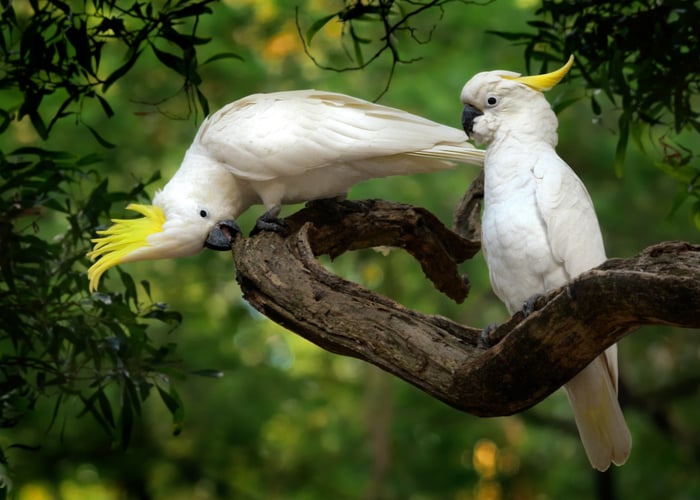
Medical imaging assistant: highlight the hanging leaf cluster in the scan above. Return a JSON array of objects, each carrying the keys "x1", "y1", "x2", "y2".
[
  {"x1": 0, "y1": 0, "x2": 236, "y2": 492},
  {"x1": 490, "y1": 0, "x2": 700, "y2": 225}
]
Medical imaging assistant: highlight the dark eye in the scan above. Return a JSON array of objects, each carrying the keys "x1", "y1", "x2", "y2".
[
  {"x1": 199, "y1": 209, "x2": 208, "y2": 218},
  {"x1": 487, "y1": 96, "x2": 498, "y2": 106}
]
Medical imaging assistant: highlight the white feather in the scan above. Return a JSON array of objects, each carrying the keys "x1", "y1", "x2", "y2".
[
  {"x1": 461, "y1": 69, "x2": 631, "y2": 470},
  {"x1": 88, "y1": 90, "x2": 485, "y2": 290}
]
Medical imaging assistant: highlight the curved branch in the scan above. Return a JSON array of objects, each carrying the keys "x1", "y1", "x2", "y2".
[{"x1": 231, "y1": 199, "x2": 700, "y2": 417}]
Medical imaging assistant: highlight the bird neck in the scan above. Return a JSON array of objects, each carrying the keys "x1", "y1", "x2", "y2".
[{"x1": 494, "y1": 102, "x2": 559, "y2": 148}]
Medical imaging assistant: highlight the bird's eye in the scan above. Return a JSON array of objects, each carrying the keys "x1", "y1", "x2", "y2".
[
  {"x1": 199, "y1": 209, "x2": 208, "y2": 218},
  {"x1": 486, "y1": 96, "x2": 498, "y2": 106}
]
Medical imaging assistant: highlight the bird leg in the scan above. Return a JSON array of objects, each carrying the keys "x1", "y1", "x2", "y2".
[
  {"x1": 479, "y1": 323, "x2": 499, "y2": 349},
  {"x1": 522, "y1": 293, "x2": 544, "y2": 317},
  {"x1": 251, "y1": 206, "x2": 289, "y2": 236}
]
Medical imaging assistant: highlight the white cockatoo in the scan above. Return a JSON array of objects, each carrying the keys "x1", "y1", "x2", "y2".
[
  {"x1": 460, "y1": 56, "x2": 631, "y2": 470},
  {"x1": 87, "y1": 89, "x2": 485, "y2": 291}
]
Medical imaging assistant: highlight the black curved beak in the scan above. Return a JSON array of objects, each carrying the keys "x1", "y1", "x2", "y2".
[
  {"x1": 205, "y1": 219, "x2": 242, "y2": 250},
  {"x1": 461, "y1": 104, "x2": 483, "y2": 136}
]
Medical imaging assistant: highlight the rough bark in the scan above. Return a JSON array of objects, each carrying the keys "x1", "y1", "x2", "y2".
[{"x1": 231, "y1": 198, "x2": 700, "y2": 417}]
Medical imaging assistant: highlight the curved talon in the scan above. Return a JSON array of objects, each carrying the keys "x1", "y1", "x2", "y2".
[
  {"x1": 479, "y1": 323, "x2": 498, "y2": 349},
  {"x1": 250, "y1": 214, "x2": 289, "y2": 236},
  {"x1": 523, "y1": 293, "x2": 544, "y2": 316},
  {"x1": 250, "y1": 211, "x2": 289, "y2": 236}
]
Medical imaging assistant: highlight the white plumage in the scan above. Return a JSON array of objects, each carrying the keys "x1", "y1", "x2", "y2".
[
  {"x1": 460, "y1": 57, "x2": 631, "y2": 470},
  {"x1": 87, "y1": 89, "x2": 484, "y2": 291}
]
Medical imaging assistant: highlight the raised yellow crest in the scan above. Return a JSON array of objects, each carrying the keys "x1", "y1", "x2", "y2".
[
  {"x1": 87, "y1": 203, "x2": 165, "y2": 292},
  {"x1": 502, "y1": 55, "x2": 574, "y2": 91}
]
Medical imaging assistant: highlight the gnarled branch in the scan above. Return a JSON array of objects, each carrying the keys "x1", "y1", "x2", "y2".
[{"x1": 231, "y1": 199, "x2": 700, "y2": 417}]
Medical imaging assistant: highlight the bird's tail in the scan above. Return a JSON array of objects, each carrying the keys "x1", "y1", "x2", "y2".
[
  {"x1": 408, "y1": 143, "x2": 486, "y2": 167},
  {"x1": 564, "y1": 350, "x2": 632, "y2": 471}
]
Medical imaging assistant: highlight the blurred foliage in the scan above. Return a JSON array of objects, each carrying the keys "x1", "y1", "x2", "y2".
[
  {"x1": 0, "y1": 0, "x2": 699, "y2": 499},
  {"x1": 488, "y1": 0, "x2": 700, "y2": 226},
  {"x1": 0, "y1": 0, "x2": 234, "y2": 497},
  {"x1": 300, "y1": 0, "x2": 492, "y2": 95},
  {"x1": 1, "y1": 0, "x2": 239, "y2": 141}
]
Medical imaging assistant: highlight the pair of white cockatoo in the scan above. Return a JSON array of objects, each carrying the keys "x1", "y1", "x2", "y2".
[{"x1": 87, "y1": 57, "x2": 630, "y2": 470}]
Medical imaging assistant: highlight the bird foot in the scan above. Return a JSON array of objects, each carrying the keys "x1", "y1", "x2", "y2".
[
  {"x1": 522, "y1": 293, "x2": 544, "y2": 317},
  {"x1": 250, "y1": 210, "x2": 289, "y2": 236},
  {"x1": 479, "y1": 323, "x2": 499, "y2": 349}
]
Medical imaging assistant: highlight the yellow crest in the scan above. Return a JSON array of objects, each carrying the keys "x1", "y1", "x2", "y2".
[
  {"x1": 87, "y1": 203, "x2": 165, "y2": 292},
  {"x1": 502, "y1": 55, "x2": 574, "y2": 91}
]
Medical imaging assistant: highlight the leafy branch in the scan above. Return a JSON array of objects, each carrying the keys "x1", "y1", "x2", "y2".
[
  {"x1": 297, "y1": 0, "x2": 492, "y2": 98},
  {"x1": 0, "y1": 1, "x2": 237, "y2": 491},
  {"x1": 0, "y1": 0, "x2": 239, "y2": 143},
  {"x1": 489, "y1": 0, "x2": 700, "y2": 225}
]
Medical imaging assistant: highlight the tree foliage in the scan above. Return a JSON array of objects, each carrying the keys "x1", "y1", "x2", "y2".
[
  {"x1": 300, "y1": 0, "x2": 493, "y2": 96},
  {"x1": 0, "y1": 0, "x2": 234, "y2": 492},
  {"x1": 303, "y1": 0, "x2": 700, "y2": 223},
  {"x1": 487, "y1": 0, "x2": 700, "y2": 224}
]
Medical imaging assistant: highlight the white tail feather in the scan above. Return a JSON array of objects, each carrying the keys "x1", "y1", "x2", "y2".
[{"x1": 564, "y1": 351, "x2": 632, "y2": 471}]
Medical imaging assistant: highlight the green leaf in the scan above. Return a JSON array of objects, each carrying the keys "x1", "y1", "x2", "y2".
[
  {"x1": 141, "y1": 280, "x2": 152, "y2": 299},
  {"x1": 190, "y1": 369, "x2": 224, "y2": 378},
  {"x1": 0, "y1": 109, "x2": 12, "y2": 135},
  {"x1": 85, "y1": 124, "x2": 116, "y2": 148},
  {"x1": 350, "y1": 26, "x2": 364, "y2": 66},
  {"x1": 157, "y1": 384, "x2": 185, "y2": 436},
  {"x1": 65, "y1": 20, "x2": 93, "y2": 75},
  {"x1": 196, "y1": 87, "x2": 209, "y2": 117},
  {"x1": 151, "y1": 46, "x2": 185, "y2": 76},
  {"x1": 76, "y1": 153, "x2": 103, "y2": 167},
  {"x1": 118, "y1": 268, "x2": 138, "y2": 305},
  {"x1": 103, "y1": 48, "x2": 142, "y2": 92},
  {"x1": 693, "y1": 199, "x2": 700, "y2": 229},
  {"x1": 96, "y1": 94, "x2": 114, "y2": 118},
  {"x1": 118, "y1": 385, "x2": 134, "y2": 449},
  {"x1": 306, "y1": 13, "x2": 337, "y2": 45},
  {"x1": 486, "y1": 30, "x2": 532, "y2": 41},
  {"x1": 28, "y1": 110, "x2": 48, "y2": 140},
  {"x1": 202, "y1": 52, "x2": 244, "y2": 65},
  {"x1": 614, "y1": 112, "x2": 630, "y2": 178}
]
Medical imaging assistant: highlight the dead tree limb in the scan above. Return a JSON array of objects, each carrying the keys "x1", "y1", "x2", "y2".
[{"x1": 232, "y1": 199, "x2": 700, "y2": 417}]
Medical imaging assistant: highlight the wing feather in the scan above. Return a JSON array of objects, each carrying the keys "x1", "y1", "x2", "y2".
[
  {"x1": 194, "y1": 90, "x2": 483, "y2": 182},
  {"x1": 533, "y1": 155, "x2": 607, "y2": 278}
]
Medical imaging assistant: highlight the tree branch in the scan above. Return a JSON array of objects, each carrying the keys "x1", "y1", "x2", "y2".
[{"x1": 231, "y1": 199, "x2": 700, "y2": 417}]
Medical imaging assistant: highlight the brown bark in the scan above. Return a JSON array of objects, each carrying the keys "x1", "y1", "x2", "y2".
[{"x1": 231, "y1": 198, "x2": 700, "y2": 418}]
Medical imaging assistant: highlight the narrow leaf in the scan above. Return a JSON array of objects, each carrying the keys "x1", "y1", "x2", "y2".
[
  {"x1": 306, "y1": 13, "x2": 337, "y2": 45},
  {"x1": 614, "y1": 113, "x2": 630, "y2": 178},
  {"x1": 85, "y1": 124, "x2": 116, "y2": 148},
  {"x1": 151, "y1": 46, "x2": 185, "y2": 76},
  {"x1": 202, "y1": 52, "x2": 244, "y2": 65},
  {"x1": 103, "y1": 48, "x2": 142, "y2": 91}
]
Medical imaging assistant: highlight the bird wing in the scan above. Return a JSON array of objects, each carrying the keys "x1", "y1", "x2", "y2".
[
  {"x1": 532, "y1": 153, "x2": 607, "y2": 278},
  {"x1": 533, "y1": 153, "x2": 629, "y2": 469},
  {"x1": 195, "y1": 90, "x2": 483, "y2": 182}
]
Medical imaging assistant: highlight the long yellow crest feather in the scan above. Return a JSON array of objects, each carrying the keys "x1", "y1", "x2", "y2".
[
  {"x1": 502, "y1": 55, "x2": 574, "y2": 91},
  {"x1": 87, "y1": 203, "x2": 165, "y2": 292}
]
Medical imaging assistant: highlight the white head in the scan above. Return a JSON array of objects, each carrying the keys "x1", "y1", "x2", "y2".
[
  {"x1": 87, "y1": 149, "x2": 242, "y2": 292},
  {"x1": 460, "y1": 56, "x2": 574, "y2": 147}
]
